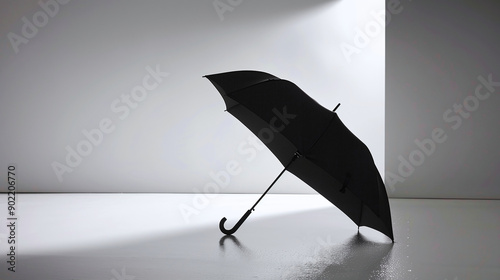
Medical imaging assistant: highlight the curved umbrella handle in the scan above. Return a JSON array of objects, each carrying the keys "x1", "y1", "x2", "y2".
[{"x1": 219, "y1": 209, "x2": 253, "y2": 235}]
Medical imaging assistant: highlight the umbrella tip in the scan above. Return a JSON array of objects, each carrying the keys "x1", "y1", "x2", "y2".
[{"x1": 333, "y1": 103, "x2": 341, "y2": 112}]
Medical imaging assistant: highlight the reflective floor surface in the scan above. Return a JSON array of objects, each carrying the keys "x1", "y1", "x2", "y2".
[{"x1": 0, "y1": 194, "x2": 499, "y2": 279}]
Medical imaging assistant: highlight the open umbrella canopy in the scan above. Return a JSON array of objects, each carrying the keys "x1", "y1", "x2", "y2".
[{"x1": 204, "y1": 70, "x2": 394, "y2": 241}]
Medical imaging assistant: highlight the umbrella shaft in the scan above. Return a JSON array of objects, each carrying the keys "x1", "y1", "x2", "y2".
[
  {"x1": 250, "y1": 168, "x2": 286, "y2": 211},
  {"x1": 250, "y1": 153, "x2": 300, "y2": 211}
]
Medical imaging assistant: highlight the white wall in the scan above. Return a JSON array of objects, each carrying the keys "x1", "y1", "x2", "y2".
[
  {"x1": 385, "y1": 0, "x2": 500, "y2": 198},
  {"x1": 0, "y1": 0, "x2": 385, "y2": 193}
]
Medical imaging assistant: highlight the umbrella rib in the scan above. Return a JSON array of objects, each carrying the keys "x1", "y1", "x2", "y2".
[
  {"x1": 224, "y1": 103, "x2": 240, "y2": 112},
  {"x1": 221, "y1": 78, "x2": 280, "y2": 96},
  {"x1": 358, "y1": 201, "x2": 364, "y2": 227},
  {"x1": 306, "y1": 104, "x2": 340, "y2": 153},
  {"x1": 305, "y1": 113, "x2": 338, "y2": 158}
]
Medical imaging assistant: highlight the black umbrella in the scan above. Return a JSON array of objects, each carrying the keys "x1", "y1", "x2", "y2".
[{"x1": 204, "y1": 70, "x2": 394, "y2": 241}]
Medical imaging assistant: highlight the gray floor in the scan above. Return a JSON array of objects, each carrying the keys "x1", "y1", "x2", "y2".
[{"x1": 0, "y1": 194, "x2": 499, "y2": 280}]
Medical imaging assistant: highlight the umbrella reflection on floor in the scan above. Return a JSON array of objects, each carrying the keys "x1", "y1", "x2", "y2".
[
  {"x1": 218, "y1": 235, "x2": 253, "y2": 259},
  {"x1": 289, "y1": 233, "x2": 394, "y2": 279},
  {"x1": 216, "y1": 228, "x2": 394, "y2": 279}
]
